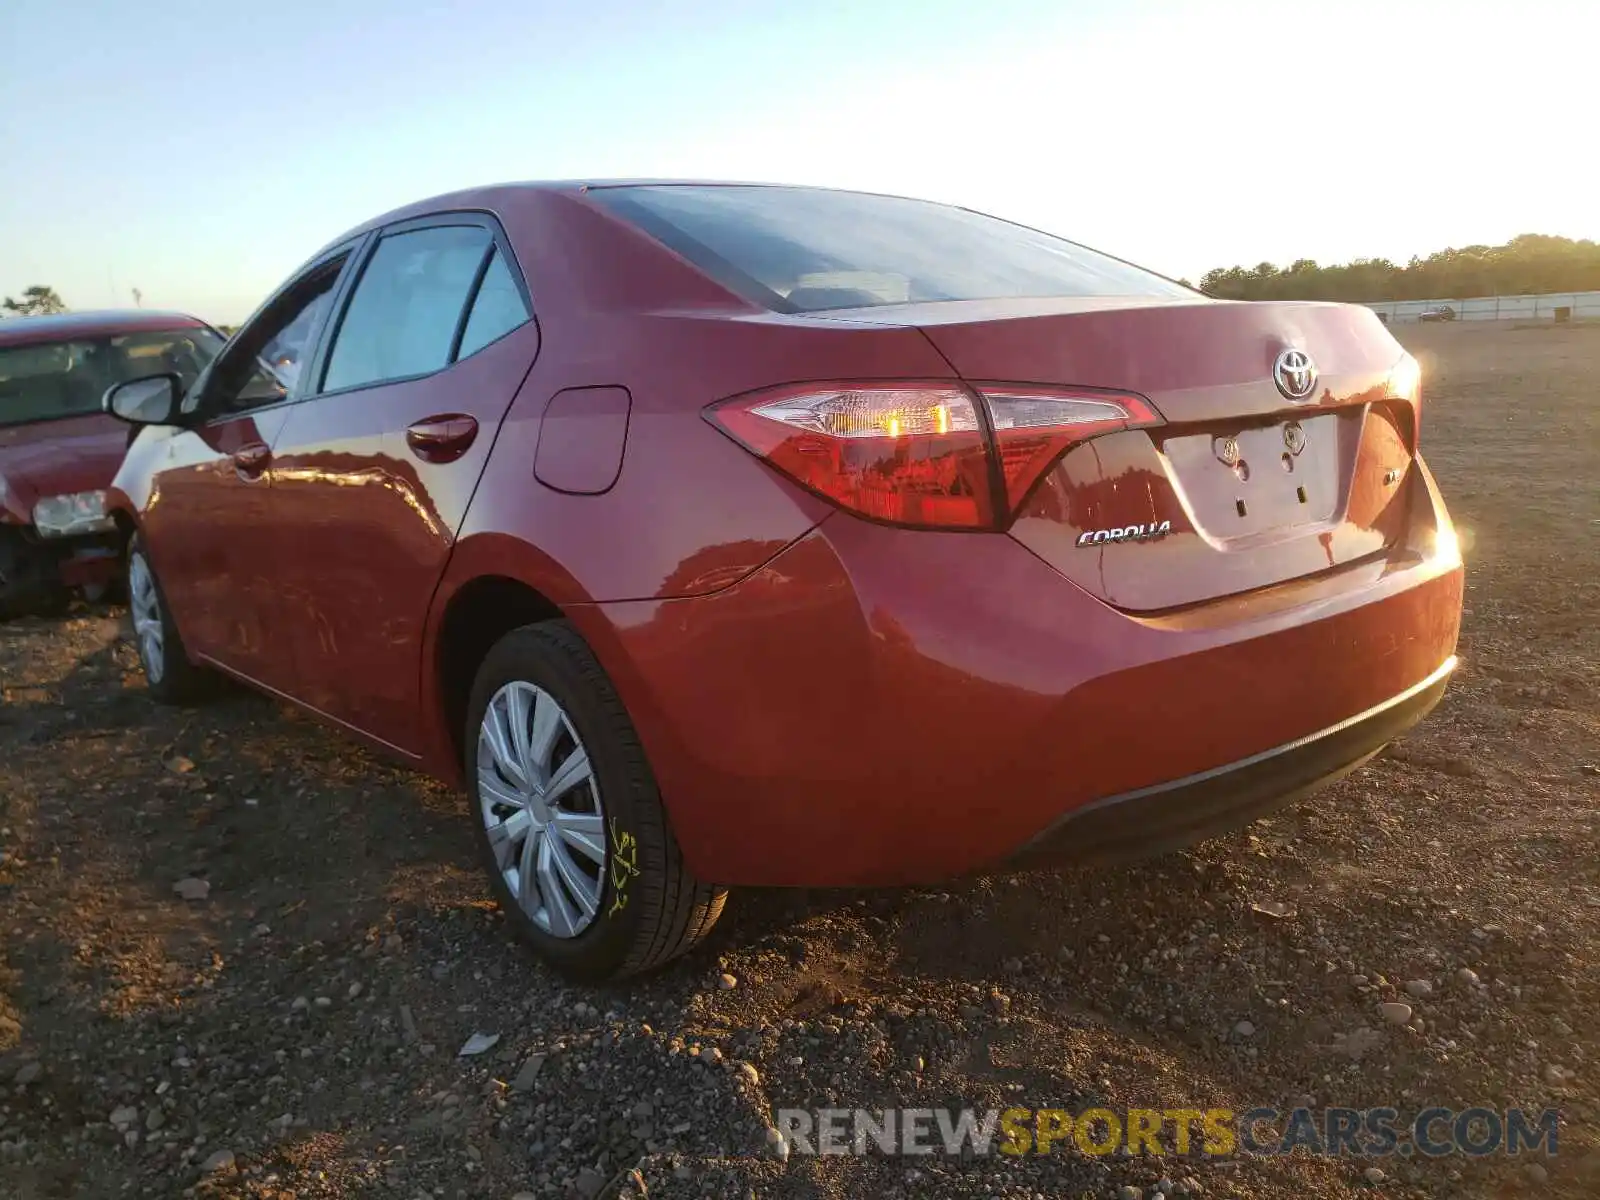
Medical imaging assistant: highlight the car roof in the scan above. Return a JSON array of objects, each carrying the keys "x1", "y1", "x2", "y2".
[{"x1": 0, "y1": 309, "x2": 208, "y2": 348}]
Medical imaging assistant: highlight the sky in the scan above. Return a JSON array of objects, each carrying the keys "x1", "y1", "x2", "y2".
[{"x1": 2, "y1": 0, "x2": 1593, "y2": 323}]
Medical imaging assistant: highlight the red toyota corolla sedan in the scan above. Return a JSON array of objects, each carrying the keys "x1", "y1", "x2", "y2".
[{"x1": 103, "y1": 182, "x2": 1462, "y2": 980}]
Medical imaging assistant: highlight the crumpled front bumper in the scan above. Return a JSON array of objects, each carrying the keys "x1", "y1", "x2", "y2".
[{"x1": 0, "y1": 525, "x2": 120, "y2": 611}]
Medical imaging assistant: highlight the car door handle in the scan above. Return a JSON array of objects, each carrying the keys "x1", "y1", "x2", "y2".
[
  {"x1": 405, "y1": 414, "x2": 479, "y2": 464},
  {"x1": 232, "y1": 443, "x2": 271, "y2": 477}
]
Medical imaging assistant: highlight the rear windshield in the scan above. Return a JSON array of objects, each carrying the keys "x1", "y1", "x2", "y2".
[
  {"x1": 590, "y1": 185, "x2": 1190, "y2": 312},
  {"x1": 0, "y1": 328, "x2": 224, "y2": 427}
]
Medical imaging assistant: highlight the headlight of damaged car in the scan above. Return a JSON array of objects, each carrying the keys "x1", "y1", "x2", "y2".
[{"x1": 32, "y1": 490, "x2": 115, "y2": 538}]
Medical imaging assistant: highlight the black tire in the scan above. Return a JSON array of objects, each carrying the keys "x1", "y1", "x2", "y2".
[
  {"x1": 465, "y1": 620, "x2": 726, "y2": 981},
  {"x1": 127, "y1": 533, "x2": 214, "y2": 704}
]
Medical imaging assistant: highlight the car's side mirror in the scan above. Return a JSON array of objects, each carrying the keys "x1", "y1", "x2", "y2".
[{"x1": 104, "y1": 373, "x2": 184, "y2": 426}]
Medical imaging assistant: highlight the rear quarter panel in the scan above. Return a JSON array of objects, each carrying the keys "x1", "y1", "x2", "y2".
[
  {"x1": 422, "y1": 189, "x2": 956, "y2": 774},
  {"x1": 438, "y1": 188, "x2": 960, "y2": 606}
]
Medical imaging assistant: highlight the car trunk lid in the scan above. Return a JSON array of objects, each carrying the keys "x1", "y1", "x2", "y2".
[{"x1": 905, "y1": 297, "x2": 1418, "y2": 611}]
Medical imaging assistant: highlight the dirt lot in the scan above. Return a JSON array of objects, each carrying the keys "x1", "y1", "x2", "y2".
[{"x1": 1, "y1": 322, "x2": 1596, "y2": 1200}]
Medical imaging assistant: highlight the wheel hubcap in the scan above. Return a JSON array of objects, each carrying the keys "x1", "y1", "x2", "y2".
[
  {"x1": 476, "y1": 681, "x2": 606, "y2": 938},
  {"x1": 128, "y1": 553, "x2": 165, "y2": 684}
]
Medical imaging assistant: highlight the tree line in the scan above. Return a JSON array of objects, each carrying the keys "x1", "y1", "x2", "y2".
[
  {"x1": 1, "y1": 286, "x2": 236, "y2": 333},
  {"x1": 1197, "y1": 234, "x2": 1600, "y2": 303},
  {"x1": 2, "y1": 285, "x2": 67, "y2": 316}
]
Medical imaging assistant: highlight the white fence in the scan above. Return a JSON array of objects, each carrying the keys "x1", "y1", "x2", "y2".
[{"x1": 1366, "y1": 291, "x2": 1600, "y2": 324}]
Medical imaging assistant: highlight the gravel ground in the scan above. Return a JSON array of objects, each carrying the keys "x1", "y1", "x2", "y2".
[{"x1": 1, "y1": 321, "x2": 1596, "y2": 1200}]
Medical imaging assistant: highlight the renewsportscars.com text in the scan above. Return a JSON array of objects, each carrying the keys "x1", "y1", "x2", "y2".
[{"x1": 773, "y1": 1105, "x2": 1560, "y2": 1159}]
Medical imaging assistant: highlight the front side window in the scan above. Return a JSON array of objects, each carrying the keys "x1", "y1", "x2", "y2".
[
  {"x1": 590, "y1": 184, "x2": 1191, "y2": 311},
  {"x1": 0, "y1": 328, "x2": 225, "y2": 427},
  {"x1": 200, "y1": 255, "x2": 348, "y2": 417},
  {"x1": 321, "y1": 226, "x2": 493, "y2": 392}
]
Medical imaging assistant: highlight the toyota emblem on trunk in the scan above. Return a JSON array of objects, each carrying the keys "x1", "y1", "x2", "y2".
[{"x1": 1273, "y1": 348, "x2": 1318, "y2": 401}]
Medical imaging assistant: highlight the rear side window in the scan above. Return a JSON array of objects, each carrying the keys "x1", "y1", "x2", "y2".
[
  {"x1": 591, "y1": 185, "x2": 1190, "y2": 311},
  {"x1": 457, "y1": 248, "x2": 530, "y2": 358},
  {"x1": 321, "y1": 225, "x2": 492, "y2": 392}
]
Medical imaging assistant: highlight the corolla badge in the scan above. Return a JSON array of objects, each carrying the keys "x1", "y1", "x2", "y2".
[
  {"x1": 1273, "y1": 348, "x2": 1318, "y2": 401},
  {"x1": 1076, "y1": 520, "x2": 1172, "y2": 547}
]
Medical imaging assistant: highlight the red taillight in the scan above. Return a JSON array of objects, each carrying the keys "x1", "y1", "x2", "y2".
[
  {"x1": 979, "y1": 386, "x2": 1163, "y2": 512},
  {"x1": 707, "y1": 381, "x2": 1162, "y2": 529},
  {"x1": 709, "y1": 383, "x2": 996, "y2": 527}
]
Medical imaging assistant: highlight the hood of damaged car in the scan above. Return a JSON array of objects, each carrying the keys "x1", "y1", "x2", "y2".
[{"x1": 0, "y1": 412, "x2": 128, "y2": 524}]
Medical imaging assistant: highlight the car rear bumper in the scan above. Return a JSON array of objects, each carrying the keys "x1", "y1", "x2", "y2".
[
  {"x1": 575, "y1": 464, "x2": 1464, "y2": 887},
  {"x1": 1008, "y1": 654, "x2": 1454, "y2": 869}
]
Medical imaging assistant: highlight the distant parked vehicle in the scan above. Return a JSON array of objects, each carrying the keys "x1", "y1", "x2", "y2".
[
  {"x1": 1419, "y1": 305, "x2": 1457, "y2": 322},
  {"x1": 101, "y1": 181, "x2": 1463, "y2": 981},
  {"x1": 0, "y1": 311, "x2": 224, "y2": 617}
]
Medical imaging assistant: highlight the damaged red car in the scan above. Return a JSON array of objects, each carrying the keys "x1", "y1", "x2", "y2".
[
  {"x1": 0, "y1": 311, "x2": 223, "y2": 616},
  {"x1": 102, "y1": 183, "x2": 1463, "y2": 981}
]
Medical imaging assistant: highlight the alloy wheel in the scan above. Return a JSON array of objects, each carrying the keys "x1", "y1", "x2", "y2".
[
  {"x1": 128, "y1": 552, "x2": 165, "y2": 684},
  {"x1": 476, "y1": 680, "x2": 607, "y2": 938}
]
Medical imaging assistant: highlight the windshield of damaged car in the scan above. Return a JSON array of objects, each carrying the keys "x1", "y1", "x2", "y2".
[{"x1": 0, "y1": 328, "x2": 226, "y2": 426}]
